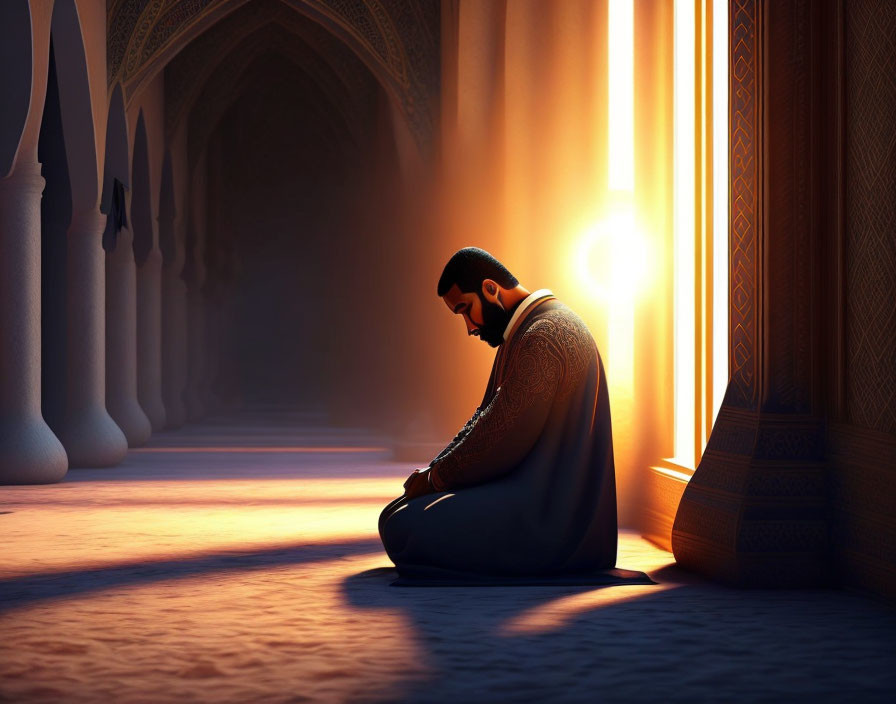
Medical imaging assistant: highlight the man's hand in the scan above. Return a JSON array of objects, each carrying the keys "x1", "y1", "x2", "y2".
[{"x1": 403, "y1": 469, "x2": 434, "y2": 500}]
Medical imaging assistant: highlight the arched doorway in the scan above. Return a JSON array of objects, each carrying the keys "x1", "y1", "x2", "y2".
[{"x1": 118, "y1": 0, "x2": 430, "y2": 436}]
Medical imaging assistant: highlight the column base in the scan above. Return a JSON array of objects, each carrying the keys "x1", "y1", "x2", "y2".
[
  {"x1": 59, "y1": 406, "x2": 128, "y2": 468},
  {"x1": 137, "y1": 252, "x2": 167, "y2": 432},
  {"x1": 164, "y1": 401, "x2": 187, "y2": 429},
  {"x1": 672, "y1": 406, "x2": 829, "y2": 587},
  {"x1": 0, "y1": 415, "x2": 68, "y2": 484},
  {"x1": 185, "y1": 393, "x2": 206, "y2": 423},
  {"x1": 107, "y1": 395, "x2": 152, "y2": 447},
  {"x1": 139, "y1": 392, "x2": 167, "y2": 432},
  {"x1": 162, "y1": 272, "x2": 188, "y2": 430}
]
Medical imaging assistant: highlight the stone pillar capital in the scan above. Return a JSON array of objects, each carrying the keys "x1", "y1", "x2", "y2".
[
  {"x1": 68, "y1": 207, "x2": 107, "y2": 240},
  {"x1": 116, "y1": 225, "x2": 134, "y2": 248},
  {"x1": 0, "y1": 161, "x2": 45, "y2": 195}
]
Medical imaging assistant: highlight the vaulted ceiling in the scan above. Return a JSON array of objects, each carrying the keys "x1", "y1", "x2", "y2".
[{"x1": 106, "y1": 0, "x2": 440, "y2": 150}]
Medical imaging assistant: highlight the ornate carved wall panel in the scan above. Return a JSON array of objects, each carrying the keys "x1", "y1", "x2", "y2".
[
  {"x1": 672, "y1": 0, "x2": 896, "y2": 598},
  {"x1": 727, "y1": 0, "x2": 761, "y2": 410},
  {"x1": 672, "y1": 0, "x2": 830, "y2": 587},
  {"x1": 844, "y1": 0, "x2": 896, "y2": 435},
  {"x1": 764, "y1": 0, "x2": 812, "y2": 414},
  {"x1": 823, "y1": 0, "x2": 896, "y2": 600}
]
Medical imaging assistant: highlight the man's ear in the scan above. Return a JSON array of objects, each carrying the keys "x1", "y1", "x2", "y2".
[{"x1": 481, "y1": 279, "x2": 502, "y2": 306}]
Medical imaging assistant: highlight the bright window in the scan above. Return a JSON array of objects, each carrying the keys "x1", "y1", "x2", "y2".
[{"x1": 671, "y1": 0, "x2": 728, "y2": 471}]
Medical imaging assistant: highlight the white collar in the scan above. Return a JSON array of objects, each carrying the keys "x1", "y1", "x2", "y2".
[{"x1": 503, "y1": 289, "x2": 554, "y2": 341}]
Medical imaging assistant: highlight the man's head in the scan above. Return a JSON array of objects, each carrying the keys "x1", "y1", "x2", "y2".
[{"x1": 437, "y1": 247, "x2": 521, "y2": 347}]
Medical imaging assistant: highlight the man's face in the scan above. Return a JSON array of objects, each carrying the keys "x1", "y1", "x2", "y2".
[{"x1": 442, "y1": 283, "x2": 511, "y2": 348}]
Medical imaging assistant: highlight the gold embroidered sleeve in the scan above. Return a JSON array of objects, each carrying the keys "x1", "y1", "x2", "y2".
[
  {"x1": 429, "y1": 320, "x2": 569, "y2": 491},
  {"x1": 428, "y1": 407, "x2": 482, "y2": 466}
]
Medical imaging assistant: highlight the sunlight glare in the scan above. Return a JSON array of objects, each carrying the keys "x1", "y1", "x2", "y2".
[
  {"x1": 673, "y1": 0, "x2": 696, "y2": 469},
  {"x1": 575, "y1": 210, "x2": 651, "y2": 305},
  {"x1": 608, "y1": 0, "x2": 634, "y2": 191}
]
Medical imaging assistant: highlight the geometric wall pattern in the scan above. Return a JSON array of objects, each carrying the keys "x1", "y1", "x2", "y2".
[
  {"x1": 727, "y1": 0, "x2": 760, "y2": 410},
  {"x1": 845, "y1": 0, "x2": 896, "y2": 435}
]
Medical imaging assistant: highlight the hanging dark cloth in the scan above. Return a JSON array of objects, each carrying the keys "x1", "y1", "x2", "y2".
[{"x1": 102, "y1": 178, "x2": 128, "y2": 252}]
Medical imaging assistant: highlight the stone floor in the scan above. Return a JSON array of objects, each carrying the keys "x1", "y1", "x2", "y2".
[{"x1": 2, "y1": 410, "x2": 895, "y2": 703}]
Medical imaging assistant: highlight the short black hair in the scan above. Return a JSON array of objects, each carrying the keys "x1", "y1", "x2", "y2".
[{"x1": 437, "y1": 247, "x2": 519, "y2": 297}]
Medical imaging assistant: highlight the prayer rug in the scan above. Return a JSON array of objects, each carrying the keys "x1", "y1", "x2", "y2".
[{"x1": 390, "y1": 566, "x2": 655, "y2": 587}]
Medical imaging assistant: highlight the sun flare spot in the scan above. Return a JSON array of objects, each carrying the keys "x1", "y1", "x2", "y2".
[{"x1": 575, "y1": 210, "x2": 652, "y2": 305}]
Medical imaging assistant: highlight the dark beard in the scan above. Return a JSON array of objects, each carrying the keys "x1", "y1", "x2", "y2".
[{"x1": 476, "y1": 293, "x2": 513, "y2": 347}]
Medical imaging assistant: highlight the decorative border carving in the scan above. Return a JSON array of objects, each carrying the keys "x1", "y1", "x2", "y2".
[{"x1": 728, "y1": 0, "x2": 761, "y2": 409}]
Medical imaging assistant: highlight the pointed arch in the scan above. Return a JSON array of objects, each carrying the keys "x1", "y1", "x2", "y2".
[
  {"x1": 185, "y1": 32, "x2": 366, "y2": 170},
  {"x1": 101, "y1": 84, "x2": 130, "y2": 253},
  {"x1": 0, "y1": 0, "x2": 33, "y2": 178},
  {"x1": 158, "y1": 149, "x2": 177, "y2": 266},
  {"x1": 50, "y1": 0, "x2": 99, "y2": 210},
  {"x1": 162, "y1": 2, "x2": 376, "y2": 139},
  {"x1": 131, "y1": 110, "x2": 154, "y2": 267},
  {"x1": 39, "y1": 41, "x2": 72, "y2": 435},
  {"x1": 109, "y1": 0, "x2": 434, "y2": 153},
  {"x1": 101, "y1": 84, "x2": 130, "y2": 211}
]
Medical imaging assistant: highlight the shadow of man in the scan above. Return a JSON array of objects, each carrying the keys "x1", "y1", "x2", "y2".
[{"x1": 340, "y1": 563, "x2": 680, "y2": 702}]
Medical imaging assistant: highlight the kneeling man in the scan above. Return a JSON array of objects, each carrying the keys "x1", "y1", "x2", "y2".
[{"x1": 379, "y1": 247, "x2": 617, "y2": 577}]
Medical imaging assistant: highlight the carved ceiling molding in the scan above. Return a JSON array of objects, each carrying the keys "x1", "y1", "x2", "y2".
[
  {"x1": 164, "y1": 0, "x2": 374, "y2": 139},
  {"x1": 107, "y1": 0, "x2": 438, "y2": 151},
  {"x1": 185, "y1": 26, "x2": 372, "y2": 168}
]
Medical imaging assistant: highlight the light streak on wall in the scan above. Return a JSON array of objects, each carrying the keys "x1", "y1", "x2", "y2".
[
  {"x1": 673, "y1": 0, "x2": 696, "y2": 469},
  {"x1": 608, "y1": 0, "x2": 634, "y2": 192},
  {"x1": 606, "y1": 0, "x2": 637, "y2": 463}
]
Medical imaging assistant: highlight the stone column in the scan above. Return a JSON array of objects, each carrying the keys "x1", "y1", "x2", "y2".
[
  {"x1": 105, "y1": 224, "x2": 151, "y2": 446},
  {"x1": 184, "y1": 158, "x2": 207, "y2": 423},
  {"x1": 160, "y1": 213, "x2": 188, "y2": 428},
  {"x1": 136, "y1": 242, "x2": 166, "y2": 430},
  {"x1": 217, "y1": 283, "x2": 241, "y2": 409},
  {"x1": 184, "y1": 278, "x2": 207, "y2": 422},
  {"x1": 0, "y1": 162, "x2": 68, "y2": 483},
  {"x1": 212, "y1": 237, "x2": 241, "y2": 410},
  {"x1": 59, "y1": 207, "x2": 128, "y2": 467},
  {"x1": 201, "y1": 286, "x2": 222, "y2": 413}
]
